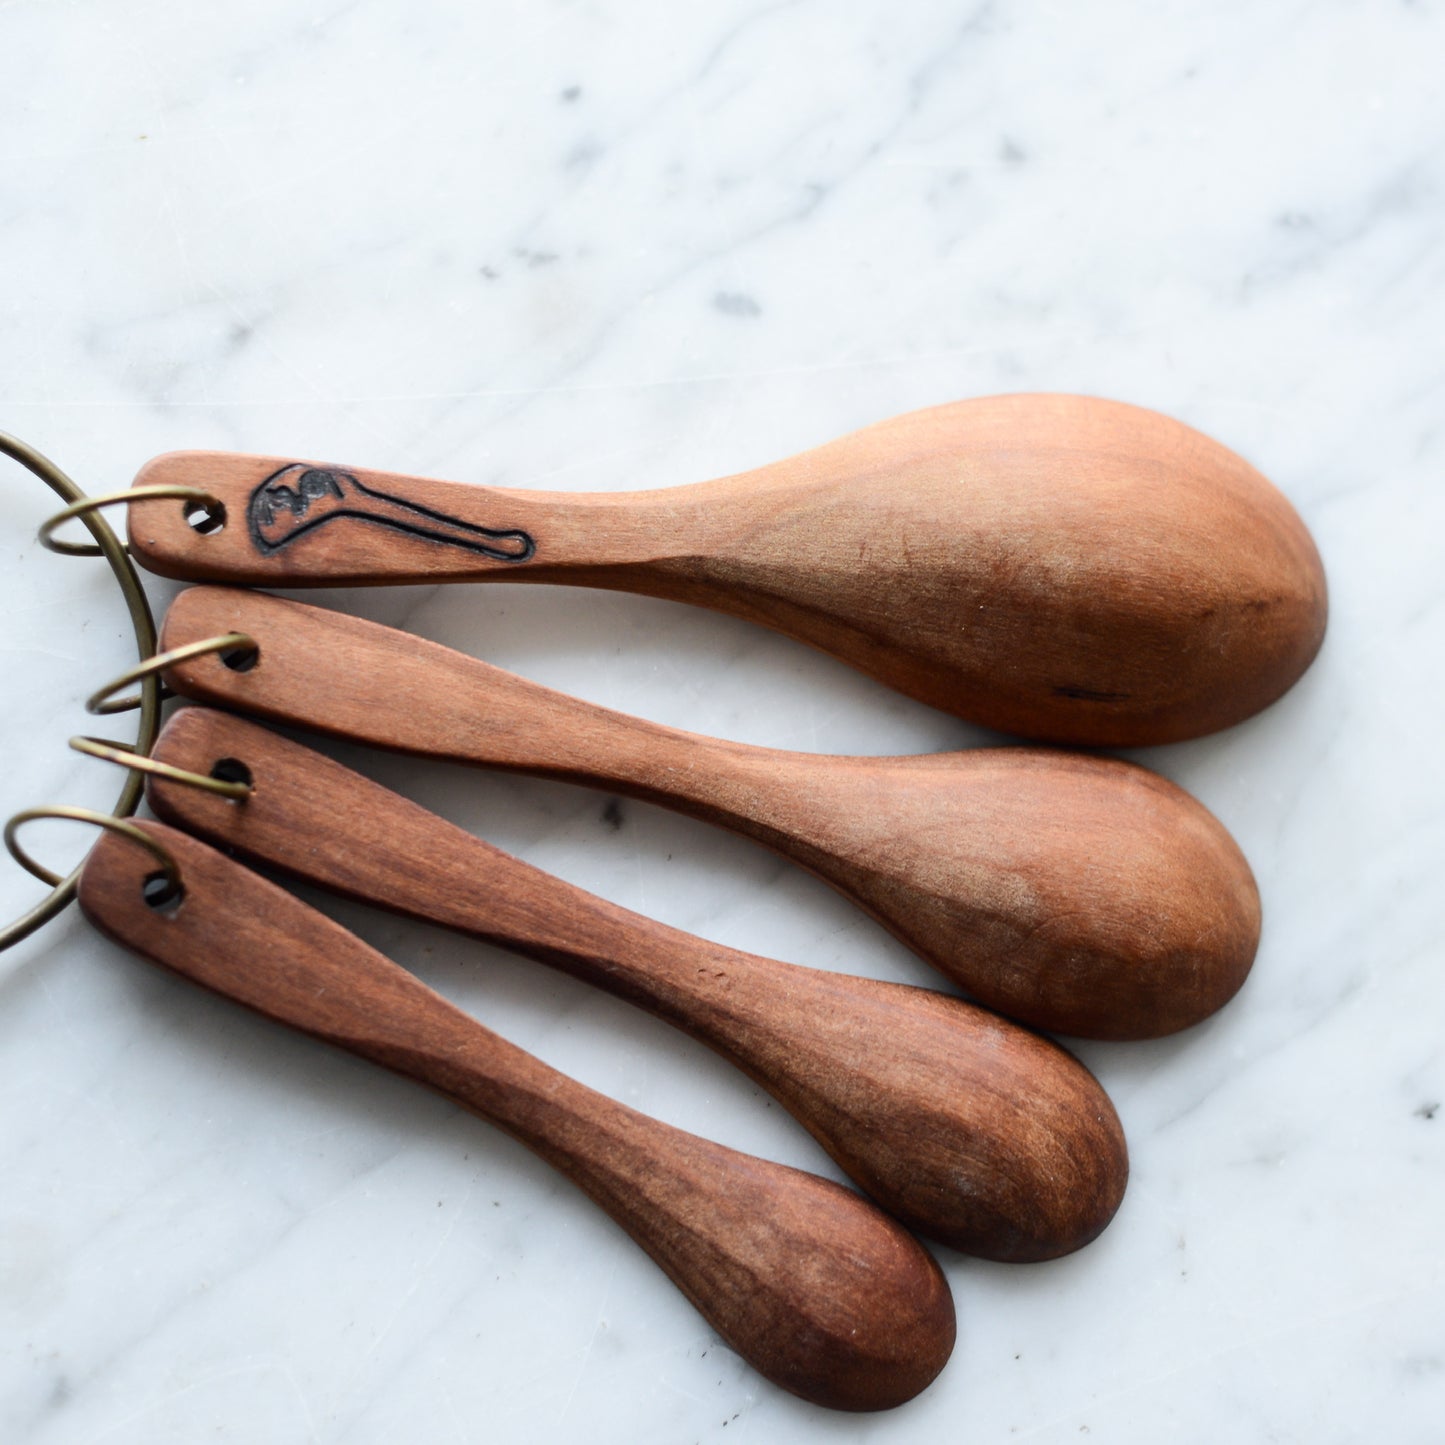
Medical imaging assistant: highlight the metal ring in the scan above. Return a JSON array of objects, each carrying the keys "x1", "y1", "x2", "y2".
[
  {"x1": 0, "y1": 432, "x2": 161, "y2": 952},
  {"x1": 38, "y1": 485, "x2": 225, "y2": 557},
  {"x1": 86, "y1": 633, "x2": 258, "y2": 717},
  {"x1": 69, "y1": 737, "x2": 253, "y2": 801},
  {"x1": 5, "y1": 806, "x2": 182, "y2": 896}
]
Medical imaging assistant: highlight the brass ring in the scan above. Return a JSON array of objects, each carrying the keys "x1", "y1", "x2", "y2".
[
  {"x1": 69, "y1": 737, "x2": 253, "y2": 801},
  {"x1": 38, "y1": 486, "x2": 225, "y2": 557},
  {"x1": 0, "y1": 432, "x2": 161, "y2": 952},
  {"x1": 5, "y1": 806, "x2": 182, "y2": 895},
  {"x1": 86, "y1": 633, "x2": 258, "y2": 716}
]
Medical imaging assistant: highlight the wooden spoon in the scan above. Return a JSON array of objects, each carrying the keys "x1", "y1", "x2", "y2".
[
  {"x1": 145, "y1": 705, "x2": 1129, "y2": 1262},
  {"x1": 159, "y1": 585, "x2": 1261, "y2": 1040},
  {"x1": 77, "y1": 820, "x2": 956, "y2": 1412},
  {"x1": 126, "y1": 394, "x2": 1327, "y2": 746}
]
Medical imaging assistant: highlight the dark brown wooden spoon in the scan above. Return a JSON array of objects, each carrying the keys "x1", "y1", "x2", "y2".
[
  {"x1": 77, "y1": 820, "x2": 955, "y2": 1412},
  {"x1": 144, "y1": 705, "x2": 1129, "y2": 1262},
  {"x1": 158, "y1": 585, "x2": 1262, "y2": 1040},
  {"x1": 126, "y1": 394, "x2": 1327, "y2": 745}
]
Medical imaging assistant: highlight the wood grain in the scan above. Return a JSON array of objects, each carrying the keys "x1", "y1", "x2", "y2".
[
  {"x1": 147, "y1": 705, "x2": 1129, "y2": 1262},
  {"x1": 126, "y1": 395, "x2": 1327, "y2": 746},
  {"x1": 77, "y1": 820, "x2": 956, "y2": 1412},
  {"x1": 160, "y1": 586, "x2": 1262, "y2": 1040}
]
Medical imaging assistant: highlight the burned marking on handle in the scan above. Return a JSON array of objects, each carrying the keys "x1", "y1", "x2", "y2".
[{"x1": 247, "y1": 464, "x2": 535, "y2": 562}]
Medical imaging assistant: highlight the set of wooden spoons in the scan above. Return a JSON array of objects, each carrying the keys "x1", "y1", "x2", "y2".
[{"x1": 65, "y1": 393, "x2": 1324, "y2": 1410}]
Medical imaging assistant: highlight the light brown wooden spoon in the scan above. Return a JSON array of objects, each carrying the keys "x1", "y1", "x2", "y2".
[
  {"x1": 126, "y1": 394, "x2": 1327, "y2": 746},
  {"x1": 145, "y1": 705, "x2": 1129, "y2": 1262},
  {"x1": 159, "y1": 585, "x2": 1261, "y2": 1041},
  {"x1": 77, "y1": 820, "x2": 955, "y2": 1412}
]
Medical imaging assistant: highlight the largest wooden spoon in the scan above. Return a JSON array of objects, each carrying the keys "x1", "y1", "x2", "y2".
[{"x1": 127, "y1": 394, "x2": 1327, "y2": 745}]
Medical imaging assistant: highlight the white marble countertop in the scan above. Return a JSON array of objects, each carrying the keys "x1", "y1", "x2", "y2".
[{"x1": 2, "y1": 3, "x2": 1442, "y2": 1440}]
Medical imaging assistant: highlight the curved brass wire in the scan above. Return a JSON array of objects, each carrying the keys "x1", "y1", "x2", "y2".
[
  {"x1": 69, "y1": 736, "x2": 253, "y2": 801},
  {"x1": 5, "y1": 806, "x2": 182, "y2": 897},
  {"x1": 0, "y1": 432, "x2": 161, "y2": 951},
  {"x1": 86, "y1": 633, "x2": 257, "y2": 717},
  {"x1": 38, "y1": 485, "x2": 224, "y2": 557}
]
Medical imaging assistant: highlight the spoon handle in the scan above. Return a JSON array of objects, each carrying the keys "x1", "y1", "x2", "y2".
[
  {"x1": 146, "y1": 706, "x2": 1128, "y2": 1261},
  {"x1": 127, "y1": 449, "x2": 729, "y2": 584},
  {"x1": 77, "y1": 821, "x2": 955, "y2": 1412},
  {"x1": 158, "y1": 585, "x2": 798, "y2": 814}
]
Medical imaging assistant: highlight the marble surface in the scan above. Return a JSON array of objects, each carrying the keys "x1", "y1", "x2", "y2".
[{"x1": 2, "y1": 1, "x2": 1443, "y2": 1440}]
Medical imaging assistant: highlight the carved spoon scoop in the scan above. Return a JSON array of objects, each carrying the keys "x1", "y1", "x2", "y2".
[
  {"x1": 158, "y1": 585, "x2": 1262, "y2": 1040},
  {"x1": 77, "y1": 820, "x2": 956, "y2": 1412},
  {"x1": 145, "y1": 705, "x2": 1129, "y2": 1262},
  {"x1": 126, "y1": 394, "x2": 1327, "y2": 746}
]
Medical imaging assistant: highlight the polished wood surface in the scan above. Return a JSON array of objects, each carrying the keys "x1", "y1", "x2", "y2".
[
  {"x1": 147, "y1": 706, "x2": 1129, "y2": 1262},
  {"x1": 77, "y1": 821, "x2": 956, "y2": 1412},
  {"x1": 160, "y1": 586, "x2": 1262, "y2": 1040},
  {"x1": 128, "y1": 394, "x2": 1327, "y2": 745}
]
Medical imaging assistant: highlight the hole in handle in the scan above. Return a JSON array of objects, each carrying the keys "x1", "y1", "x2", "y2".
[
  {"x1": 209, "y1": 758, "x2": 253, "y2": 790},
  {"x1": 142, "y1": 869, "x2": 185, "y2": 913},
  {"x1": 220, "y1": 643, "x2": 259, "y2": 673},
  {"x1": 185, "y1": 499, "x2": 227, "y2": 535}
]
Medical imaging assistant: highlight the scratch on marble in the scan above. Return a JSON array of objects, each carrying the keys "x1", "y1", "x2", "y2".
[
  {"x1": 552, "y1": 1253, "x2": 623, "y2": 1426},
  {"x1": 75, "y1": 1358, "x2": 314, "y2": 1445},
  {"x1": 277, "y1": 1360, "x2": 321, "y2": 1444},
  {"x1": 656, "y1": 1372, "x2": 715, "y2": 1407},
  {"x1": 357, "y1": 1172, "x2": 477, "y2": 1368}
]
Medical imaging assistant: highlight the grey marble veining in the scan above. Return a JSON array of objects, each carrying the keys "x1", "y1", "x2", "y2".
[{"x1": 2, "y1": 2, "x2": 1443, "y2": 1440}]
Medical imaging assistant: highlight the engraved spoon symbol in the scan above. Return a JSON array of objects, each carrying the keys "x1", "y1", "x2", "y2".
[{"x1": 247, "y1": 463, "x2": 535, "y2": 561}]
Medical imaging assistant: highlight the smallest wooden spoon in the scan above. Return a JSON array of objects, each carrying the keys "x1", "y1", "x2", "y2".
[{"x1": 78, "y1": 821, "x2": 955, "y2": 1412}]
